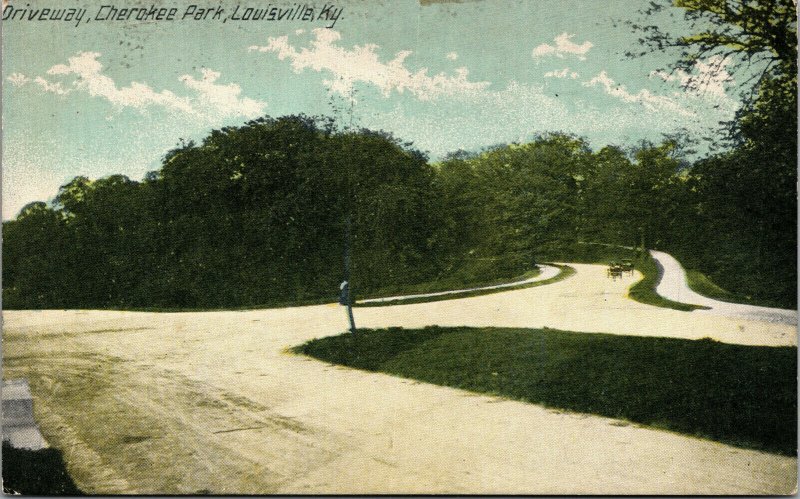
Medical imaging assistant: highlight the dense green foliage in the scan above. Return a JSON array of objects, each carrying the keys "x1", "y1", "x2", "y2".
[
  {"x1": 670, "y1": 73, "x2": 797, "y2": 307},
  {"x1": 295, "y1": 327, "x2": 798, "y2": 455},
  {"x1": 435, "y1": 138, "x2": 688, "y2": 259},
  {"x1": 433, "y1": 133, "x2": 796, "y2": 308},
  {"x1": 628, "y1": 0, "x2": 798, "y2": 307},
  {"x1": 4, "y1": 117, "x2": 447, "y2": 308},
  {"x1": 2, "y1": 113, "x2": 795, "y2": 309}
]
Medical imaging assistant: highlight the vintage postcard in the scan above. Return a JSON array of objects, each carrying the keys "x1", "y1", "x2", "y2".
[{"x1": 1, "y1": 0, "x2": 797, "y2": 494}]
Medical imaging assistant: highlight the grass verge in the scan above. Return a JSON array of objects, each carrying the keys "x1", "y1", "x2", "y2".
[
  {"x1": 354, "y1": 264, "x2": 575, "y2": 307},
  {"x1": 359, "y1": 266, "x2": 541, "y2": 300},
  {"x1": 629, "y1": 254, "x2": 709, "y2": 312},
  {"x1": 685, "y1": 269, "x2": 786, "y2": 308},
  {"x1": 686, "y1": 269, "x2": 732, "y2": 299},
  {"x1": 293, "y1": 326, "x2": 797, "y2": 456},
  {"x1": 541, "y1": 242, "x2": 706, "y2": 312},
  {"x1": 2, "y1": 441, "x2": 84, "y2": 495}
]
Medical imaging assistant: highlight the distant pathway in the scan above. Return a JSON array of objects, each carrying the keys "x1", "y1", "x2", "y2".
[
  {"x1": 650, "y1": 250, "x2": 797, "y2": 325},
  {"x1": 358, "y1": 264, "x2": 561, "y2": 304}
]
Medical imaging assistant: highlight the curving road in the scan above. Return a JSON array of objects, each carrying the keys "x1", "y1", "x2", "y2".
[
  {"x1": 2, "y1": 258, "x2": 796, "y2": 494},
  {"x1": 358, "y1": 264, "x2": 561, "y2": 304},
  {"x1": 651, "y1": 250, "x2": 797, "y2": 326}
]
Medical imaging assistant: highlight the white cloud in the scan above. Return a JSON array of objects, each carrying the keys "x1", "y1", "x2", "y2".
[
  {"x1": 33, "y1": 76, "x2": 72, "y2": 95},
  {"x1": 446, "y1": 52, "x2": 458, "y2": 61},
  {"x1": 11, "y1": 52, "x2": 266, "y2": 120},
  {"x1": 650, "y1": 55, "x2": 733, "y2": 101},
  {"x1": 7, "y1": 73, "x2": 30, "y2": 86},
  {"x1": 45, "y1": 52, "x2": 196, "y2": 114},
  {"x1": 583, "y1": 70, "x2": 695, "y2": 117},
  {"x1": 247, "y1": 29, "x2": 728, "y2": 153},
  {"x1": 532, "y1": 33, "x2": 593, "y2": 61},
  {"x1": 179, "y1": 68, "x2": 265, "y2": 119},
  {"x1": 249, "y1": 29, "x2": 490, "y2": 101},
  {"x1": 544, "y1": 68, "x2": 578, "y2": 79}
]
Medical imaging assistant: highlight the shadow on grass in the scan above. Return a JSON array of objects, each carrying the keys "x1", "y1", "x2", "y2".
[
  {"x1": 2, "y1": 441, "x2": 83, "y2": 495},
  {"x1": 293, "y1": 326, "x2": 797, "y2": 456}
]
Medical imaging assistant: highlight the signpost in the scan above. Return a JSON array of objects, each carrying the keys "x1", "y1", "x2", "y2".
[{"x1": 341, "y1": 216, "x2": 357, "y2": 333}]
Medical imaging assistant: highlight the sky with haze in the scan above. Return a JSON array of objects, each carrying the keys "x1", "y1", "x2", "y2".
[{"x1": 2, "y1": 0, "x2": 744, "y2": 219}]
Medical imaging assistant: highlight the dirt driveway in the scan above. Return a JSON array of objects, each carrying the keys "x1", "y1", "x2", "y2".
[
  {"x1": 3, "y1": 263, "x2": 796, "y2": 494},
  {"x1": 651, "y1": 250, "x2": 797, "y2": 325}
]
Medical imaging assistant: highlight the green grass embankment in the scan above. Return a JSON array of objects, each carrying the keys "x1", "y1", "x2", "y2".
[
  {"x1": 294, "y1": 326, "x2": 797, "y2": 456},
  {"x1": 628, "y1": 254, "x2": 709, "y2": 311},
  {"x1": 684, "y1": 269, "x2": 790, "y2": 309},
  {"x1": 685, "y1": 269, "x2": 733, "y2": 301},
  {"x1": 354, "y1": 264, "x2": 575, "y2": 307},
  {"x1": 543, "y1": 242, "x2": 707, "y2": 311}
]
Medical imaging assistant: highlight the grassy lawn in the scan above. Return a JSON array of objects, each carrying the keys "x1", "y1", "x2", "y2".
[
  {"x1": 354, "y1": 264, "x2": 574, "y2": 307},
  {"x1": 685, "y1": 269, "x2": 787, "y2": 308},
  {"x1": 359, "y1": 265, "x2": 542, "y2": 300},
  {"x1": 629, "y1": 255, "x2": 709, "y2": 311},
  {"x1": 686, "y1": 269, "x2": 733, "y2": 300},
  {"x1": 294, "y1": 327, "x2": 797, "y2": 455}
]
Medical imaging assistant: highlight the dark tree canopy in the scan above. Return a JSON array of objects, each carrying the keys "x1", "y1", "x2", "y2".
[
  {"x1": 3, "y1": 116, "x2": 446, "y2": 309},
  {"x1": 627, "y1": 0, "x2": 797, "y2": 305},
  {"x1": 630, "y1": 0, "x2": 796, "y2": 90}
]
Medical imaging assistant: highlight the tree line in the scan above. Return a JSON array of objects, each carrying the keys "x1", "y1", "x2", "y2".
[{"x1": 3, "y1": 107, "x2": 794, "y2": 309}]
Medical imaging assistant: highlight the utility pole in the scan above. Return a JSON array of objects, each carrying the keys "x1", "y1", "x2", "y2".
[{"x1": 337, "y1": 82, "x2": 358, "y2": 334}]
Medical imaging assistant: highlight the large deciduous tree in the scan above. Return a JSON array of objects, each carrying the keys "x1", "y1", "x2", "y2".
[
  {"x1": 631, "y1": 0, "x2": 796, "y2": 94},
  {"x1": 632, "y1": 0, "x2": 797, "y2": 306}
]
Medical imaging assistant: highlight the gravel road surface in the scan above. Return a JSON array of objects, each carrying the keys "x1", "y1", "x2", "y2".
[
  {"x1": 3, "y1": 262, "x2": 796, "y2": 494},
  {"x1": 651, "y1": 250, "x2": 797, "y2": 325}
]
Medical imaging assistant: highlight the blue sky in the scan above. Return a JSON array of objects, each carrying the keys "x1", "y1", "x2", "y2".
[{"x1": 2, "y1": 0, "x2": 742, "y2": 219}]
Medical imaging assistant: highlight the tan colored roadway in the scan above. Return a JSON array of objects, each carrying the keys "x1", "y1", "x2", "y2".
[{"x1": 2, "y1": 263, "x2": 796, "y2": 494}]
